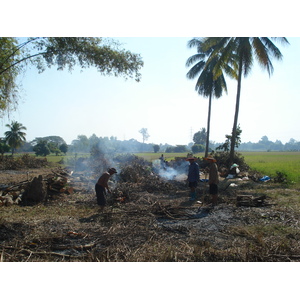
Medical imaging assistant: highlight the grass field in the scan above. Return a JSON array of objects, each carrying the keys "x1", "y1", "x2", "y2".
[
  {"x1": 11, "y1": 152, "x2": 90, "y2": 164},
  {"x1": 46, "y1": 153, "x2": 90, "y2": 164},
  {"x1": 241, "y1": 152, "x2": 300, "y2": 184}
]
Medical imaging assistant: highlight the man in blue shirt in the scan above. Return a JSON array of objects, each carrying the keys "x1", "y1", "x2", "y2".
[{"x1": 187, "y1": 157, "x2": 200, "y2": 201}]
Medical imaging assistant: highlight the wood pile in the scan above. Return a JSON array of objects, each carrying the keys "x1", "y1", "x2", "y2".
[
  {"x1": 0, "y1": 168, "x2": 90, "y2": 206},
  {"x1": 46, "y1": 171, "x2": 74, "y2": 195},
  {"x1": 0, "y1": 178, "x2": 31, "y2": 206}
]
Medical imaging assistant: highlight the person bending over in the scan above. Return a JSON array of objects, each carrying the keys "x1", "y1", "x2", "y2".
[{"x1": 95, "y1": 167, "x2": 117, "y2": 211}]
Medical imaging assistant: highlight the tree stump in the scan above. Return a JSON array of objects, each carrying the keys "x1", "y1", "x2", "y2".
[{"x1": 21, "y1": 175, "x2": 47, "y2": 205}]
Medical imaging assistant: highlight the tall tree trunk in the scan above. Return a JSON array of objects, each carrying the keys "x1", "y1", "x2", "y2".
[
  {"x1": 205, "y1": 92, "x2": 212, "y2": 157},
  {"x1": 229, "y1": 59, "x2": 243, "y2": 165}
]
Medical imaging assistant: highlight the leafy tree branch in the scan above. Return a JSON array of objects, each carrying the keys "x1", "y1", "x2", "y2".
[{"x1": 0, "y1": 37, "x2": 144, "y2": 116}]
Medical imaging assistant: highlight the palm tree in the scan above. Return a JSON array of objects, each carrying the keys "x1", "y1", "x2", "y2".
[
  {"x1": 4, "y1": 120, "x2": 27, "y2": 155},
  {"x1": 201, "y1": 37, "x2": 289, "y2": 164},
  {"x1": 186, "y1": 38, "x2": 236, "y2": 157}
]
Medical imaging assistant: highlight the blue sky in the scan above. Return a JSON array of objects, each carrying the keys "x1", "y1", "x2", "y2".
[
  {"x1": 1, "y1": 1, "x2": 300, "y2": 147},
  {"x1": 1, "y1": 36, "x2": 299, "y2": 146}
]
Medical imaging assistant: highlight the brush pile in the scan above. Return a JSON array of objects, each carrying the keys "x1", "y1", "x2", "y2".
[
  {"x1": 0, "y1": 154, "x2": 49, "y2": 170},
  {"x1": 111, "y1": 158, "x2": 183, "y2": 204}
]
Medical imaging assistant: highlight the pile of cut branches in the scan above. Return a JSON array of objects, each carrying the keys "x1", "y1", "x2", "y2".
[
  {"x1": 111, "y1": 158, "x2": 183, "y2": 203},
  {"x1": 0, "y1": 154, "x2": 50, "y2": 170}
]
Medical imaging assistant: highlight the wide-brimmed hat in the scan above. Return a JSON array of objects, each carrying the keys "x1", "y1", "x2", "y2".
[
  {"x1": 203, "y1": 156, "x2": 217, "y2": 163},
  {"x1": 186, "y1": 157, "x2": 196, "y2": 161},
  {"x1": 108, "y1": 168, "x2": 117, "y2": 174}
]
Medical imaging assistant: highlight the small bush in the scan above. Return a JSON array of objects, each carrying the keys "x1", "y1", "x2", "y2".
[
  {"x1": 274, "y1": 171, "x2": 289, "y2": 184},
  {"x1": 213, "y1": 151, "x2": 250, "y2": 171}
]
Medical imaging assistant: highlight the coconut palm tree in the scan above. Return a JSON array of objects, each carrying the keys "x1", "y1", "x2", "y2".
[
  {"x1": 186, "y1": 38, "x2": 236, "y2": 157},
  {"x1": 201, "y1": 37, "x2": 289, "y2": 164},
  {"x1": 4, "y1": 120, "x2": 27, "y2": 155}
]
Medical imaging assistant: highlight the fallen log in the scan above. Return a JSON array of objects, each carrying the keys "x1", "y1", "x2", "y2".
[
  {"x1": 236, "y1": 195, "x2": 267, "y2": 207},
  {"x1": 0, "y1": 180, "x2": 29, "y2": 191}
]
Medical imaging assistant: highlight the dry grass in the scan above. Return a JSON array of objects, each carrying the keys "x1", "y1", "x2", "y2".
[{"x1": 1, "y1": 162, "x2": 300, "y2": 262}]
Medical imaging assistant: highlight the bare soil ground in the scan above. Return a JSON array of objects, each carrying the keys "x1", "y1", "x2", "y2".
[{"x1": 1, "y1": 166, "x2": 300, "y2": 262}]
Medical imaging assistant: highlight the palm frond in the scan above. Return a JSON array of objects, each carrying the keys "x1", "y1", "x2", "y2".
[
  {"x1": 270, "y1": 37, "x2": 290, "y2": 45},
  {"x1": 186, "y1": 61, "x2": 206, "y2": 79},
  {"x1": 187, "y1": 38, "x2": 203, "y2": 50},
  {"x1": 261, "y1": 37, "x2": 284, "y2": 60},
  {"x1": 185, "y1": 53, "x2": 206, "y2": 67},
  {"x1": 251, "y1": 38, "x2": 273, "y2": 75}
]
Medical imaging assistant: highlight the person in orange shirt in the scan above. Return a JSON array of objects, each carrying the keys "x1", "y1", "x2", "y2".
[{"x1": 95, "y1": 167, "x2": 117, "y2": 210}]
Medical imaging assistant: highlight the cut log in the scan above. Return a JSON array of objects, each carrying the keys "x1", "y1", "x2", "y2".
[{"x1": 236, "y1": 195, "x2": 266, "y2": 207}]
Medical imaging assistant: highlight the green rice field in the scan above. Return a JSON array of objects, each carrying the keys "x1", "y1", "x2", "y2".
[{"x1": 241, "y1": 152, "x2": 300, "y2": 183}]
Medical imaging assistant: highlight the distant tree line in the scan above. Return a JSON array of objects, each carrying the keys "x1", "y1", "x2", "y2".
[
  {"x1": 192, "y1": 128, "x2": 300, "y2": 153},
  {"x1": 68, "y1": 134, "x2": 172, "y2": 154},
  {"x1": 9, "y1": 132, "x2": 300, "y2": 156},
  {"x1": 13, "y1": 134, "x2": 174, "y2": 155},
  {"x1": 2, "y1": 123, "x2": 300, "y2": 157},
  {"x1": 236, "y1": 136, "x2": 300, "y2": 152}
]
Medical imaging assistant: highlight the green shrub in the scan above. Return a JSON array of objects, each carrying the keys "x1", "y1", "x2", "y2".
[
  {"x1": 213, "y1": 151, "x2": 250, "y2": 171},
  {"x1": 0, "y1": 154, "x2": 49, "y2": 170}
]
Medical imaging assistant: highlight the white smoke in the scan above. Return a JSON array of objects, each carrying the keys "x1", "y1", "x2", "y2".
[{"x1": 152, "y1": 159, "x2": 188, "y2": 181}]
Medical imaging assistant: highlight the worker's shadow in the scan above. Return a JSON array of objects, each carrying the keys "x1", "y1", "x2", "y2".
[
  {"x1": 79, "y1": 211, "x2": 113, "y2": 223},
  {"x1": 180, "y1": 189, "x2": 206, "y2": 207},
  {"x1": 179, "y1": 200, "x2": 196, "y2": 207}
]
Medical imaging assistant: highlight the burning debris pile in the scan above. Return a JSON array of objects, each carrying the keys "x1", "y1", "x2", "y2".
[
  {"x1": 111, "y1": 158, "x2": 182, "y2": 204},
  {"x1": 112, "y1": 157, "x2": 190, "y2": 202}
]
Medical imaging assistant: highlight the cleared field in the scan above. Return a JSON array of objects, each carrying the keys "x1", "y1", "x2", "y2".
[{"x1": 1, "y1": 152, "x2": 300, "y2": 262}]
